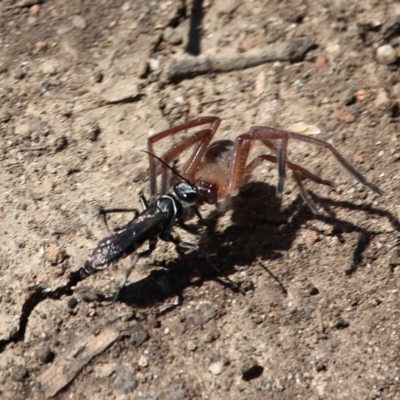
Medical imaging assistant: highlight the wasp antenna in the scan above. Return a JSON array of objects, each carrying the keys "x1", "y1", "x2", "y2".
[{"x1": 142, "y1": 150, "x2": 192, "y2": 185}]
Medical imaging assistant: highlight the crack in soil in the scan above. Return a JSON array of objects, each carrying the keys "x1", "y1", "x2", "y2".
[{"x1": 0, "y1": 271, "x2": 82, "y2": 353}]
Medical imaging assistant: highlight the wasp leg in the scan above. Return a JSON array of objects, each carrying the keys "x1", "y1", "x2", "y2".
[
  {"x1": 178, "y1": 221, "x2": 205, "y2": 238},
  {"x1": 112, "y1": 237, "x2": 158, "y2": 305},
  {"x1": 99, "y1": 207, "x2": 140, "y2": 233},
  {"x1": 139, "y1": 193, "x2": 149, "y2": 210},
  {"x1": 112, "y1": 254, "x2": 139, "y2": 306},
  {"x1": 53, "y1": 206, "x2": 140, "y2": 236},
  {"x1": 176, "y1": 207, "x2": 207, "y2": 238},
  {"x1": 192, "y1": 207, "x2": 212, "y2": 227},
  {"x1": 99, "y1": 207, "x2": 139, "y2": 215}
]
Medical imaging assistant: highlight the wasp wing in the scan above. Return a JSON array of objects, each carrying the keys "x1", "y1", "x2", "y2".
[{"x1": 87, "y1": 211, "x2": 167, "y2": 269}]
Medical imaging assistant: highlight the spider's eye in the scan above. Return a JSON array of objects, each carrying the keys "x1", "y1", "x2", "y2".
[
  {"x1": 174, "y1": 182, "x2": 199, "y2": 204},
  {"x1": 196, "y1": 180, "x2": 218, "y2": 204}
]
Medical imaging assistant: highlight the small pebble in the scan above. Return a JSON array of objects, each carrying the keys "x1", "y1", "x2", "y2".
[
  {"x1": 355, "y1": 89, "x2": 367, "y2": 101},
  {"x1": 314, "y1": 359, "x2": 327, "y2": 372},
  {"x1": 187, "y1": 341, "x2": 197, "y2": 351},
  {"x1": 94, "y1": 363, "x2": 116, "y2": 378},
  {"x1": 215, "y1": 0, "x2": 239, "y2": 15},
  {"x1": 51, "y1": 135, "x2": 68, "y2": 153},
  {"x1": 130, "y1": 323, "x2": 149, "y2": 348},
  {"x1": 36, "y1": 346, "x2": 55, "y2": 363},
  {"x1": 14, "y1": 68, "x2": 26, "y2": 80},
  {"x1": 203, "y1": 327, "x2": 220, "y2": 343},
  {"x1": 314, "y1": 54, "x2": 329, "y2": 68},
  {"x1": 78, "y1": 286, "x2": 100, "y2": 303},
  {"x1": 84, "y1": 122, "x2": 101, "y2": 141},
  {"x1": 302, "y1": 230, "x2": 319, "y2": 248},
  {"x1": 12, "y1": 239, "x2": 24, "y2": 250},
  {"x1": 57, "y1": 26, "x2": 70, "y2": 36},
  {"x1": 208, "y1": 360, "x2": 224, "y2": 375},
  {"x1": 0, "y1": 109, "x2": 12, "y2": 123},
  {"x1": 289, "y1": 121, "x2": 321, "y2": 136},
  {"x1": 352, "y1": 152, "x2": 364, "y2": 163},
  {"x1": 335, "y1": 130, "x2": 346, "y2": 142},
  {"x1": 121, "y1": 1, "x2": 130, "y2": 11},
  {"x1": 149, "y1": 58, "x2": 160, "y2": 70},
  {"x1": 40, "y1": 59, "x2": 58, "y2": 75},
  {"x1": 242, "y1": 364, "x2": 264, "y2": 381},
  {"x1": 306, "y1": 283, "x2": 319, "y2": 296},
  {"x1": 331, "y1": 109, "x2": 356, "y2": 123},
  {"x1": 91, "y1": 71, "x2": 103, "y2": 83},
  {"x1": 138, "y1": 355, "x2": 148, "y2": 367},
  {"x1": 30, "y1": 4, "x2": 40, "y2": 15},
  {"x1": 47, "y1": 247, "x2": 67, "y2": 265},
  {"x1": 168, "y1": 31, "x2": 183, "y2": 46},
  {"x1": 334, "y1": 318, "x2": 349, "y2": 330},
  {"x1": 10, "y1": 364, "x2": 28, "y2": 382},
  {"x1": 46, "y1": 163, "x2": 58, "y2": 174},
  {"x1": 342, "y1": 91, "x2": 356, "y2": 106},
  {"x1": 198, "y1": 303, "x2": 218, "y2": 323},
  {"x1": 67, "y1": 297, "x2": 78, "y2": 309},
  {"x1": 72, "y1": 15, "x2": 87, "y2": 30},
  {"x1": 237, "y1": 342, "x2": 256, "y2": 354},
  {"x1": 156, "y1": 386, "x2": 186, "y2": 400},
  {"x1": 374, "y1": 89, "x2": 389, "y2": 107},
  {"x1": 114, "y1": 371, "x2": 137, "y2": 393},
  {"x1": 137, "y1": 58, "x2": 149, "y2": 78},
  {"x1": 376, "y1": 44, "x2": 397, "y2": 64}
]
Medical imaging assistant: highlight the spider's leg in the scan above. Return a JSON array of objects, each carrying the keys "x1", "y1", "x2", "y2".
[{"x1": 146, "y1": 117, "x2": 221, "y2": 199}]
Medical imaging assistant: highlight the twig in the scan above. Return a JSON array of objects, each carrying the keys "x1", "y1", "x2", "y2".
[
  {"x1": 164, "y1": 37, "x2": 314, "y2": 81},
  {"x1": 36, "y1": 317, "x2": 126, "y2": 398},
  {"x1": 18, "y1": 146, "x2": 47, "y2": 152}
]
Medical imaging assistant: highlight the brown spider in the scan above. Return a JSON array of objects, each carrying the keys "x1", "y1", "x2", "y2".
[{"x1": 145, "y1": 116, "x2": 382, "y2": 214}]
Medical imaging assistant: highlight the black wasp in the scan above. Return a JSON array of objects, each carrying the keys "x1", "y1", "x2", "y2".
[{"x1": 79, "y1": 154, "x2": 236, "y2": 303}]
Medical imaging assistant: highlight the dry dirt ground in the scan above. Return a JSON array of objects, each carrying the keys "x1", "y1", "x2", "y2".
[{"x1": 1, "y1": 0, "x2": 400, "y2": 399}]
